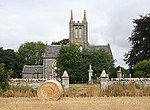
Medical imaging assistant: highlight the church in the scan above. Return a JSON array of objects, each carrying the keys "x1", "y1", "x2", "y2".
[{"x1": 22, "y1": 10, "x2": 112, "y2": 79}]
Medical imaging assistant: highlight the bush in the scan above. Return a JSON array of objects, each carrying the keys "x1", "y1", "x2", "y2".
[{"x1": 134, "y1": 59, "x2": 150, "y2": 77}]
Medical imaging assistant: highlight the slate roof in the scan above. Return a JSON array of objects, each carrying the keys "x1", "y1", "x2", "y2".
[
  {"x1": 44, "y1": 45, "x2": 61, "y2": 58},
  {"x1": 44, "y1": 44, "x2": 112, "y2": 59},
  {"x1": 88, "y1": 44, "x2": 113, "y2": 57},
  {"x1": 22, "y1": 65, "x2": 43, "y2": 74}
]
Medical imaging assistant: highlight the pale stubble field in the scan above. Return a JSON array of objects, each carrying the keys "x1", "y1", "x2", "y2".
[{"x1": 0, "y1": 97, "x2": 150, "y2": 110}]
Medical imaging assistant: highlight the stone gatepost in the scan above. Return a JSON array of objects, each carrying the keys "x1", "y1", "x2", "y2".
[
  {"x1": 88, "y1": 65, "x2": 93, "y2": 84},
  {"x1": 100, "y1": 70, "x2": 109, "y2": 90},
  {"x1": 62, "y1": 70, "x2": 69, "y2": 89}
]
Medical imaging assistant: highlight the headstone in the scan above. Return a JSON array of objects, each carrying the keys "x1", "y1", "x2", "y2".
[
  {"x1": 100, "y1": 70, "x2": 109, "y2": 90},
  {"x1": 61, "y1": 70, "x2": 69, "y2": 89},
  {"x1": 117, "y1": 68, "x2": 122, "y2": 79},
  {"x1": 88, "y1": 65, "x2": 93, "y2": 84}
]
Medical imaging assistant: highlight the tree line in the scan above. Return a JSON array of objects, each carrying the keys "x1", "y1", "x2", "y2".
[
  {"x1": 0, "y1": 41, "x2": 45, "y2": 78},
  {"x1": 1, "y1": 13, "x2": 150, "y2": 90}
]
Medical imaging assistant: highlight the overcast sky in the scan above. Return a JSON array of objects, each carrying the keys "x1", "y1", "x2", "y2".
[{"x1": 0, "y1": 0, "x2": 150, "y2": 69}]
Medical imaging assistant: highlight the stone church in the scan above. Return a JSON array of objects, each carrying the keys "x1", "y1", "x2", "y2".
[{"x1": 22, "y1": 10, "x2": 112, "y2": 79}]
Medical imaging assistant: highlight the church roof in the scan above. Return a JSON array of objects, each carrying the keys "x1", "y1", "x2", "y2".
[
  {"x1": 44, "y1": 44, "x2": 112, "y2": 59},
  {"x1": 88, "y1": 44, "x2": 113, "y2": 57},
  {"x1": 22, "y1": 65, "x2": 43, "y2": 74},
  {"x1": 44, "y1": 45, "x2": 61, "y2": 58}
]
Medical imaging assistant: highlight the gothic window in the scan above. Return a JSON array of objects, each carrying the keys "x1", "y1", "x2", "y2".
[
  {"x1": 74, "y1": 27, "x2": 78, "y2": 38},
  {"x1": 79, "y1": 28, "x2": 82, "y2": 38}
]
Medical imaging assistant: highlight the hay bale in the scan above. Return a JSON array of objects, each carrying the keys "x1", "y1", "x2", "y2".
[{"x1": 37, "y1": 80, "x2": 63, "y2": 101}]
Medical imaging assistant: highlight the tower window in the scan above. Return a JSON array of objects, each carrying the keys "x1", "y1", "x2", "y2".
[
  {"x1": 74, "y1": 27, "x2": 78, "y2": 38},
  {"x1": 79, "y1": 28, "x2": 82, "y2": 38}
]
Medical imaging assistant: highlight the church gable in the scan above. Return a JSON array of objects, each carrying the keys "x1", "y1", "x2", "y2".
[{"x1": 44, "y1": 45, "x2": 61, "y2": 58}]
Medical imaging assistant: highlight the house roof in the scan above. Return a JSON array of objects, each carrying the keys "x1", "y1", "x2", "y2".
[{"x1": 22, "y1": 65, "x2": 43, "y2": 74}]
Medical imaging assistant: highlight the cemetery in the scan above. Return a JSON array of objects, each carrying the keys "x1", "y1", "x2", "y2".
[{"x1": 0, "y1": 2, "x2": 150, "y2": 109}]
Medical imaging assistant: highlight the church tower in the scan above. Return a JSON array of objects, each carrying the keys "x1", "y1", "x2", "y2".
[{"x1": 69, "y1": 10, "x2": 89, "y2": 48}]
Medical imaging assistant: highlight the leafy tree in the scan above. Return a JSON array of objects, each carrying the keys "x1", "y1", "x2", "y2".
[
  {"x1": 0, "y1": 47, "x2": 4, "y2": 63},
  {"x1": 134, "y1": 59, "x2": 150, "y2": 77},
  {"x1": 0, "y1": 48, "x2": 20, "y2": 78},
  {"x1": 51, "y1": 38, "x2": 69, "y2": 45},
  {"x1": 56, "y1": 44, "x2": 81, "y2": 82},
  {"x1": 0, "y1": 63, "x2": 9, "y2": 91},
  {"x1": 125, "y1": 14, "x2": 150, "y2": 74},
  {"x1": 17, "y1": 41, "x2": 45, "y2": 65},
  {"x1": 3, "y1": 49, "x2": 18, "y2": 71},
  {"x1": 57, "y1": 44, "x2": 115, "y2": 82},
  {"x1": 6, "y1": 69, "x2": 17, "y2": 79}
]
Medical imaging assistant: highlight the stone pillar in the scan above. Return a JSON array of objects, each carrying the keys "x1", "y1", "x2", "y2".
[
  {"x1": 100, "y1": 70, "x2": 109, "y2": 90},
  {"x1": 88, "y1": 65, "x2": 93, "y2": 84},
  {"x1": 62, "y1": 71, "x2": 69, "y2": 89}
]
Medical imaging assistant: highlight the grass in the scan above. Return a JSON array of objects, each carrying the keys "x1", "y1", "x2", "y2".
[
  {"x1": 64, "y1": 83, "x2": 150, "y2": 97},
  {"x1": 0, "y1": 83, "x2": 150, "y2": 97},
  {"x1": 0, "y1": 85, "x2": 36, "y2": 97},
  {"x1": 0, "y1": 97, "x2": 150, "y2": 110},
  {"x1": 0, "y1": 83, "x2": 150, "y2": 110}
]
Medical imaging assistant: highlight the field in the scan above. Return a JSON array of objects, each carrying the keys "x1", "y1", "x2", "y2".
[
  {"x1": 0, "y1": 97, "x2": 150, "y2": 110},
  {"x1": 0, "y1": 83, "x2": 150, "y2": 110}
]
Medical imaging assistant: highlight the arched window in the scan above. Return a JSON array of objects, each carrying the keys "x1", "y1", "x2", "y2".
[
  {"x1": 79, "y1": 28, "x2": 82, "y2": 38},
  {"x1": 74, "y1": 27, "x2": 78, "y2": 38}
]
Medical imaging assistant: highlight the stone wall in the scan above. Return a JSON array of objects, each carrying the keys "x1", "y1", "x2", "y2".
[
  {"x1": 43, "y1": 58, "x2": 56, "y2": 79},
  {"x1": 22, "y1": 73, "x2": 43, "y2": 79}
]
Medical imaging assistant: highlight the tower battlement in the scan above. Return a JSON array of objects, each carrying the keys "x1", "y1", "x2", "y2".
[{"x1": 69, "y1": 10, "x2": 88, "y2": 48}]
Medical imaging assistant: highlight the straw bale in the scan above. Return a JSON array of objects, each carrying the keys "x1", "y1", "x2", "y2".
[{"x1": 37, "y1": 80, "x2": 63, "y2": 101}]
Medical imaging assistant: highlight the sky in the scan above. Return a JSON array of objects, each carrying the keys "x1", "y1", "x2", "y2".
[{"x1": 0, "y1": 0, "x2": 150, "y2": 69}]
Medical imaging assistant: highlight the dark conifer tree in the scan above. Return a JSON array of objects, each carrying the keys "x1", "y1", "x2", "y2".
[{"x1": 125, "y1": 14, "x2": 150, "y2": 74}]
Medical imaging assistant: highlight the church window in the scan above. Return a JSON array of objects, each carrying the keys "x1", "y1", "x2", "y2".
[
  {"x1": 74, "y1": 27, "x2": 78, "y2": 38},
  {"x1": 79, "y1": 28, "x2": 82, "y2": 38}
]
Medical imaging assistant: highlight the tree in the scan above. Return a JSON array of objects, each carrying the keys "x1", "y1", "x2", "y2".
[
  {"x1": 3, "y1": 49, "x2": 18, "y2": 71},
  {"x1": 56, "y1": 44, "x2": 81, "y2": 82},
  {"x1": 0, "y1": 63, "x2": 9, "y2": 91},
  {"x1": 0, "y1": 47, "x2": 4, "y2": 63},
  {"x1": 17, "y1": 41, "x2": 45, "y2": 65},
  {"x1": 51, "y1": 38, "x2": 69, "y2": 45},
  {"x1": 56, "y1": 44, "x2": 114, "y2": 82},
  {"x1": 125, "y1": 14, "x2": 150, "y2": 74},
  {"x1": 134, "y1": 59, "x2": 150, "y2": 78},
  {"x1": 0, "y1": 48, "x2": 20, "y2": 78}
]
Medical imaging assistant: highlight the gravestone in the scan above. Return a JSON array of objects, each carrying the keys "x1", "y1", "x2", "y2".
[
  {"x1": 117, "y1": 68, "x2": 122, "y2": 79},
  {"x1": 88, "y1": 65, "x2": 93, "y2": 84},
  {"x1": 62, "y1": 70, "x2": 69, "y2": 89},
  {"x1": 100, "y1": 70, "x2": 109, "y2": 90}
]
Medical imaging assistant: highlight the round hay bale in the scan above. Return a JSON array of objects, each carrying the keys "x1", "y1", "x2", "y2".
[{"x1": 37, "y1": 80, "x2": 63, "y2": 101}]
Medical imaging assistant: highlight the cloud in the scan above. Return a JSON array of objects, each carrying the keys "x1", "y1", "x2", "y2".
[{"x1": 0, "y1": 0, "x2": 150, "y2": 68}]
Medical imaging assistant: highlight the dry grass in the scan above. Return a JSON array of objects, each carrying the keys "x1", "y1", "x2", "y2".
[
  {"x1": 64, "y1": 83, "x2": 150, "y2": 97},
  {"x1": 1, "y1": 83, "x2": 150, "y2": 97},
  {"x1": 0, "y1": 97, "x2": 150, "y2": 110},
  {"x1": 0, "y1": 84, "x2": 150, "y2": 110},
  {"x1": 0, "y1": 85, "x2": 36, "y2": 97}
]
